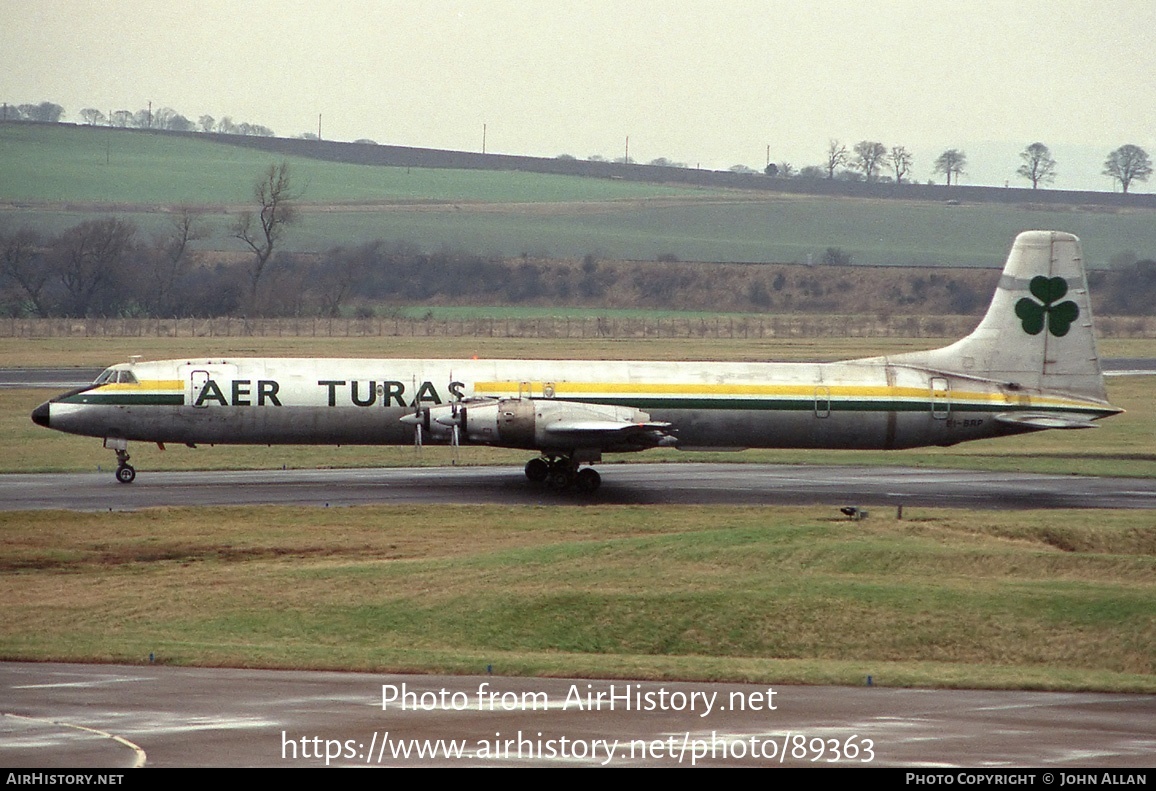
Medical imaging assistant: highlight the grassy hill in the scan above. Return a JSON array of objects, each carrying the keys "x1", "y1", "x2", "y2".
[
  {"x1": 0, "y1": 123, "x2": 698, "y2": 205},
  {"x1": 3, "y1": 123, "x2": 1156, "y2": 268}
]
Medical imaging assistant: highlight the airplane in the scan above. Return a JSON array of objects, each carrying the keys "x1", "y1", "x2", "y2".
[{"x1": 31, "y1": 231, "x2": 1121, "y2": 492}]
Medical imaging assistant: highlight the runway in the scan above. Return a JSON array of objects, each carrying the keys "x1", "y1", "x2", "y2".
[
  {"x1": 3, "y1": 463, "x2": 1156, "y2": 510},
  {"x1": 2, "y1": 662, "x2": 1152, "y2": 767}
]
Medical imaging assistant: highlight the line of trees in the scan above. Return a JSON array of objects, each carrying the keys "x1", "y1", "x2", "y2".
[
  {"x1": 0, "y1": 223, "x2": 993, "y2": 319},
  {"x1": 0, "y1": 102, "x2": 64, "y2": 123},
  {"x1": 2, "y1": 99, "x2": 275, "y2": 136},
  {"x1": 754, "y1": 141, "x2": 1149, "y2": 193},
  {"x1": 1, "y1": 215, "x2": 210, "y2": 317},
  {"x1": 0, "y1": 216, "x2": 609, "y2": 318},
  {"x1": 7, "y1": 213, "x2": 1156, "y2": 319},
  {"x1": 768, "y1": 139, "x2": 965, "y2": 185}
]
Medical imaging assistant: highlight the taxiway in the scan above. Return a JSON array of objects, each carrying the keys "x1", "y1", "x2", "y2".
[
  {"x1": 2, "y1": 663, "x2": 1152, "y2": 767},
  {"x1": 2, "y1": 463, "x2": 1155, "y2": 510}
]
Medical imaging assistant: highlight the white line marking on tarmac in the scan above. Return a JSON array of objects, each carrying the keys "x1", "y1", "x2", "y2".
[
  {"x1": 14, "y1": 677, "x2": 151, "y2": 689},
  {"x1": 3, "y1": 712, "x2": 147, "y2": 768}
]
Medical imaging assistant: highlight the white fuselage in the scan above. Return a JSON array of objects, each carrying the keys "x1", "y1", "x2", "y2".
[{"x1": 40, "y1": 356, "x2": 1115, "y2": 454}]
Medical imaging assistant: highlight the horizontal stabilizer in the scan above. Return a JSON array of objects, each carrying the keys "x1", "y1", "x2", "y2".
[{"x1": 994, "y1": 412, "x2": 1100, "y2": 430}]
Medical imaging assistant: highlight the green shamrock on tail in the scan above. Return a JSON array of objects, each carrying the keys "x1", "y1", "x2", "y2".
[{"x1": 1015, "y1": 276, "x2": 1079, "y2": 337}]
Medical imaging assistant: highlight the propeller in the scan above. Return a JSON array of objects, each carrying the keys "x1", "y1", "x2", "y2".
[
  {"x1": 398, "y1": 382, "x2": 427, "y2": 464},
  {"x1": 398, "y1": 375, "x2": 465, "y2": 465},
  {"x1": 434, "y1": 401, "x2": 463, "y2": 465}
]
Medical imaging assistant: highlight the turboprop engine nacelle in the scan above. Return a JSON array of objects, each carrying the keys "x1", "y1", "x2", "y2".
[{"x1": 419, "y1": 398, "x2": 660, "y2": 450}]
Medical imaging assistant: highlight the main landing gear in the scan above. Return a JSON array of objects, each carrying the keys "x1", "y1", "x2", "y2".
[{"x1": 524, "y1": 456, "x2": 601, "y2": 493}]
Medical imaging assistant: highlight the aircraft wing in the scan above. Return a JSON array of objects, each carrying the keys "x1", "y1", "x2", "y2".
[
  {"x1": 994, "y1": 412, "x2": 1100, "y2": 430},
  {"x1": 541, "y1": 416, "x2": 675, "y2": 448},
  {"x1": 542, "y1": 419, "x2": 674, "y2": 441}
]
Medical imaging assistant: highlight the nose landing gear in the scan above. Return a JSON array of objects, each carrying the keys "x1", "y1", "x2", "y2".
[
  {"x1": 104, "y1": 438, "x2": 136, "y2": 484},
  {"x1": 115, "y1": 459, "x2": 136, "y2": 484}
]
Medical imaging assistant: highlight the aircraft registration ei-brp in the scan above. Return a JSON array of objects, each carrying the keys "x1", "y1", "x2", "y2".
[{"x1": 32, "y1": 231, "x2": 1121, "y2": 493}]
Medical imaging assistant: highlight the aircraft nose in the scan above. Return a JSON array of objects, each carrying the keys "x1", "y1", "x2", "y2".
[{"x1": 31, "y1": 401, "x2": 50, "y2": 428}]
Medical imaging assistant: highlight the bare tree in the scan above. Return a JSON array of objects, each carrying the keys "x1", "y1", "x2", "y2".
[
  {"x1": 152, "y1": 107, "x2": 176, "y2": 129},
  {"x1": 1017, "y1": 142, "x2": 1057, "y2": 189},
  {"x1": 1103, "y1": 145, "x2": 1152, "y2": 194},
  {"x1": 233, "y1": 163, "x2": 300, "y2": 309},
  {"x1": 853, "y1": 141, "x2": 888, "y2": 181},
  {"x1": 314, "y1": 242, "x2": 374, "y2": 317},
  {"x1": 167, "y1": 114, "x2": 194, "y2": 132},
  {"x1": 890, "y1": 145, "x2": 913, "y2": 183},
  {"x1": 1, "y1": 228, "x2": 52, "y2": 317},
  {"x1": 825, "y1": 140, "x2": 848, "y2": 179},
  {"x1": 933, "y1": 149, "x2": 967, "y2": 185},
  {"x1": 79, "y1": 108, "x2": 105, "y2": 126},
  {"x1": 140, "y1": 208, "x2": 207, "y2": 314},
  {"x1": 52, "y1": 218, "x2": 136, "y2": 316},
  {"x1": 145, "y1": 107, "x2": 194, "y2": 132}
]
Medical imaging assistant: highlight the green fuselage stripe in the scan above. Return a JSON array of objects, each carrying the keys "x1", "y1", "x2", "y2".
[
  {"x1": 553, "y1": 395, "x2": 1115, "y2": 416},
  {"x1": 59, "y1": 393, "x2": 184, "y2": 406}
]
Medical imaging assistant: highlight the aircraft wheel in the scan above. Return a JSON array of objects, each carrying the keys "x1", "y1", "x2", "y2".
[
  {"x1": 547, "y1": 468, "x2": 573, "y2": 490},
  {"x1": 115, "y1": 464, "x2": 136, "y2": 484},
  {"x1": 574, "y1": 467, "x2": 601, "y2": 494},
  {"x1": 524, "y1": 457, "x2": 549, "y2": 482}
]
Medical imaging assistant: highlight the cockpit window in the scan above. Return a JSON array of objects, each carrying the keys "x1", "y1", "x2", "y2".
[{"x1": 94, "y1": 369, "x2": 138, "y2": 384}]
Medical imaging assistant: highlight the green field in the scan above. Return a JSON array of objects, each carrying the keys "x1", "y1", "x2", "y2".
[
  {"x1": 4, "y1": 124, "x2": 1156, "y2": 267},
  {"x1": 0, "y1": 123, "x2": 699, "y2": 205},
  {"x1": 275, "y1": 197, "x2": 1156, "y2": 267},
  {"x1": 1, "y1": 505, "x2": 1152, "y2": 691}
]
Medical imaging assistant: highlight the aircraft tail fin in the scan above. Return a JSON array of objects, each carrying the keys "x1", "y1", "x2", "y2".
[{"x1": 880, "y1": 230, "x2": 1108, "y2": 402}]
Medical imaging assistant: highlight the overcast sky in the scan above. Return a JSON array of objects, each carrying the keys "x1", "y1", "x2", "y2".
[{"x1": 3, "y1": 0, "x2": 1154, "y2": 191}]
